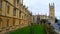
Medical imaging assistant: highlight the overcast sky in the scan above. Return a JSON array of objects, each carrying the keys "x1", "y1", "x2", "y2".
[{"x1": 23, "y1": 0, "x2": 60, "y2": 19}]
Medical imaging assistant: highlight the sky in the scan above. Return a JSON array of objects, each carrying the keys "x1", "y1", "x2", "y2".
[{"x1": 23, "y1": 0, "x2": 60, "y2": 19}]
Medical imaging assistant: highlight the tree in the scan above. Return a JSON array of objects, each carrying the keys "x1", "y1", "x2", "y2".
[
  {"x1": 40, "y1": 19, "x2": 48, "y2": 24},
  {"x1": 55, "y1": 18, "x2": 58, "y2": 23}
]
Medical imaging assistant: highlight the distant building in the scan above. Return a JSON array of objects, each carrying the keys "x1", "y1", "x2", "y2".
[
  {"x1": 32, "y1": 3, "x2": 55, "y2": 25},
  {"x1": 32, "y1": 14, "x2": 48, "y2": 23}
]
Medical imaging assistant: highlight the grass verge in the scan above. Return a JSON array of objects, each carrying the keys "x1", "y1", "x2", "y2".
[{"x1": 9, "y1": 25, "x2": 46, "y2": 34}]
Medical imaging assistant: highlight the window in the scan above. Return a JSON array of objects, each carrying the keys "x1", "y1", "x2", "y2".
[
  {"x1": 19, "y1": 21, "x2": 21, "y2": 24},
  {"x1": 22, "y1": 16, "x2": 23, "y2": 19},
  {"x1": 0, "y1": 18, "x2": 2, "y2": 22},
  {"x1": 24, "y1": 14, "x2": 26, "y2": 19},
  {"x1": 19, "y1": 11, "x2": 21, "y2": 17},
  {"x1": 14, "y1": 0, "x2": 16, "y2": 5},
  {"x1": 0, "y1": 18, "x2": 2, "y2": 32},
  {"x1": 13, "y1": 19, "x2": 15, "y2": 26},
  {"x1": 20, "y1": 0, "x2": 23, "y2": 4},
  {"x1": 7, "y1": 19, "x2": 9, "y2": 27},
  {"x1": 0, "y1": 0, "x2": 2, "y2": 9},
  {"x1": 24, "y1": 15, "x2": 25, "y2": 19},
  {"x1": 0, "y1": 18, "x2": 2, "y2": 27},
  {"x1": 17, "y1": 0, "x2": 19, "y2": 3},
  {"x1": 13, "y1": 8, "x2": 16, "y2": 16},
  {"x1": 6, "y1": 18, "x2": 10, "y2": 30},
  {"x1": 7, "y1": 5, "x2": 10, "y2": 14}
]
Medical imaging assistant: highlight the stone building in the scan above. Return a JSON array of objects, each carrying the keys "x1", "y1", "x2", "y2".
[
  {"x1": 0, "y1": 0, "x2": 32, "y2": 34},
  {"x1": 32, "y1": 14, "x2": 48, "y2": 23},
  {"x1": 32, "y1": 3, "x2": 55, "y2": 25},
  {"x1": 49, "y1": 3, "x2": 55, "y2": 25}
]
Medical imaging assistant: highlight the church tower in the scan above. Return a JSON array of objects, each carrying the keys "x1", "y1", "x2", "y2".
[
  {"x1": 49, "y1": 3, "x2": 55, "y2": 25},
  {"x1": 20, "y1": 0, "x2": 23, "y2": 4}
]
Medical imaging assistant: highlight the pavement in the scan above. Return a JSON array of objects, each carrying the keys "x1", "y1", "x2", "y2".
[
  {"x1": 53, "y1": 23, "x2": 60, "y2": 34},
  {"x1": 55, "y1": 29, "x2": 60, "y2": 34}
]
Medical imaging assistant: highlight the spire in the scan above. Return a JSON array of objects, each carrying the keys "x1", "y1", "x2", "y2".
[
  {"x1": 49, "y1": 3, "x2": 54, "y2": 6},
  {"x1": 51, "y1": 3, "x2": 52, "y2": 6}
]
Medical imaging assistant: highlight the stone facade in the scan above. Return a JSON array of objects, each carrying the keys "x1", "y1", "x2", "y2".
[
  {"x1": 49, "y1": 3, "x2": 55, "y2": 25},
  {"x1": 0, "y1": 0, "x2": 32, "y2": 34},
  {"x1": 32, "y1": 14, "x2": 48, "y2": 23}
]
